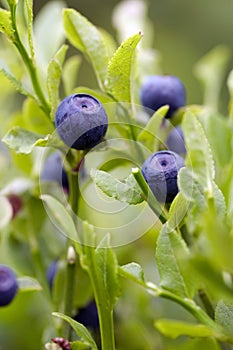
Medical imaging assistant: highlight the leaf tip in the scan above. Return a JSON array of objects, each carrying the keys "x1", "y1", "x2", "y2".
[{"x1": 132, "y1": 167, "x2": 139, "y2": 174}]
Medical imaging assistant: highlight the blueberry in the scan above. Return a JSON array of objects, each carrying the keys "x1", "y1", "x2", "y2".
[
  {"x1": 166, "y1": 126, "x2": 186, "y2": 155},
  {"x1": 46, "y1": 260, "x2": 58, "y2": 290},
  {"x1": 55, "y1": 94, "x2": 108, "y2": 150},
  {"x1": 140, "y1": 75, "x2": 186, "y2": 118},
  {"x1": 74, "y1": 300, "x2": 99, "y2": 330},
  {"x1": 0, "y1": 265, "x2": 18, "y2": 306},
  {"x1": 141, "y1": 150, "x2": 184, "y2": 203},
  {"x1": 41, "y1": 151, "x2": 69, "y2": 191}
]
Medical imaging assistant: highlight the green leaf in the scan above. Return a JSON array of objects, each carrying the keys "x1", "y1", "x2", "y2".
[
  {"x1": 179, "y1": 338, "x2": 220, "y2": 350},
  {"x1": 34, "y1": 1, "x2": 65, "y2": 70},
  {"x1": 0, "y1": 9, "x2": 14, "y2": 39},
  {"x1": 212, "y1": 182, "x2": 226, "y2": 218},
  {"x1": 71, "y1": 341, "x2": 92, "y2": 350},
  {"x1": 52, "y1": 312, "x2": 98, "y2": 350},
  {"x1": 204, "y1": 113, "x2": 232, "y2": 167},
  {"x1": 95, "y1": 234, "x2": 120, "y2": 306},
  {"x1": 155, "y1": 319, "x2": 213, "y2": 339},
  {"x1": 192, "y1": 256, "x2": 233, "y2": 302},
  {"x1": 167, "y1": 192, "x2": 190, "y2": 231},
  {"x1": 35, "y1": 131, "x2": 67, "y2": 150},
  {"x1": 156, "y1": 224, "x2": 195, "y2": 298},
  {"x1": 215, "y1": 300, "x2": 233, "y2": 336},
  {"x1": 0, "y1": 60, "x2": 34, "y2": 98},
  {"x1": 63, "y1": 9, "x2": 109, "y2": 90},
  {"x1": 90, "y1": 169, "x2": 143, "y2": 205},
  {"x1": 119, "y1": 262, "x2": 145, "y2": 284},
  {"x1": 178, "y1": 166, "x2": 226, "y2": 218},
  {"x1": 0, "y1": 196, "x2": 12, "y2": 229},
  {"x1": 7, "y1": 0, "x2": 18, "y2": 6},
  {"x1": 2, "y1": 127, "x2": 44, "y2": 154},
  {"x1": 22, "y1": 98, "x2": 53, "y2": 134},
  {"x1": 2, "y1": 126, "x2": 65, "y2": 154},
  {"x1": 62, "y1": 55, "x2": 82, "y2": 95},
  {"x1": 178, "y1": 167, "x2": 206, "y2": 209},
  {"x1": 25, "y1": 0, "x2": 34, "y2": 59},
  {"x1": 40, "y1": 194, "x2": 79, "y2": 242},
  {"x1": 194, "y1": 45, "x2": 231, "y2": 110},
  {"x1": 18, "y1": 276, "x2": 42, "y2": 292},
  {"x1": 137, "y1": 105, "x2": 169, "y2": 152},
  {"x1": 47, "y1": 44, "x2": 68, "y2": 120},
  {"x1": 99, "y1": 28, "x2": 117, "y2": 58},
  {"x1": 182, "y1": 111, "x2": 215, "y2": 196},
  {"x1": 106, "y1": 32, "x2": 143, "y2": 103}
]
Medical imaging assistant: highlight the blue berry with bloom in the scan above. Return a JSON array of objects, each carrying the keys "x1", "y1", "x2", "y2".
[
  {"x1": 55, "y1": 94, "x2": 108, "y2": 150},
  {"x1": 140, "y1": 75, "x2": 186, "y2": 118},
  {"x1": 141, "y1": 150, "x2": 184, "y2": 203},
  {"x1": 46, "y1": 260, "x2": 58, "y2": 290},
  {"x1": 74, "y1": 300, "x2": 99, "y2": 330},
  {"x1": 166, "y1": 125, "x2": 186, "y2": 155},
  {"x1": 41, "y1": 151, "x2": 69, "y2": 192},
  {"x1": 0, "y1": 265, "x2": 18, "y2": 306}
]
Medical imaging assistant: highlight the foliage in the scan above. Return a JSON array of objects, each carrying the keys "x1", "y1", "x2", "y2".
[{"x1": 1, "y1": 0, "x2": 233, "y2": 349}]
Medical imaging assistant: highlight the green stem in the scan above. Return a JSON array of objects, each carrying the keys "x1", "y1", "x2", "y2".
[
  {"x1": 107, "y1": 95, "x2": 145, "y2": 162},
  {"x1": 121, "y1": 104, "x2": 145, "y2": 163},
  {"x1": 83, "y1": 224, "x2": 116, "y2": 350},
  {"x1": 68, "y1": 171, "x2": 80, "y2": 221},
  {"x1": 63, "y1": 247, "x2": 76, "y2": 339},
  {"x1": 10, "y1": 4, "x2": 51, "y2": 117},
  {"x1": 119, "y1": 267, "x2": 222, "y2": 336},
  {"x1": 198, "y1": 288, "x2": 215, "y2": 319},
  {"x1": 158, "y1": 288, "x2": 217, "y2": 329},
  {"x1": 180, "y1": 224, "x2": 193, "y2": 247},
  {"x1": 89, "y1": 269, "x2": 115, "y2": 350},
  {"x1": 62, "y1": 168, "x2": 80, "y2": 338}
]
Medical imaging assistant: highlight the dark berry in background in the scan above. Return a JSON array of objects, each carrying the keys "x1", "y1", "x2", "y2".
[
  {"x1": 7, "y1": 194, "x2": 23, "y2": 219},
  {"x1": 74, "y1": 300, "x2": 99, "y2": 330},
  {"x1": 55, "y1": 94, "x2": 108, "y2": 150},
  {"x1": 166, "y1": 126, "x2": 186, "y2": 155},
  {"x1": 40, "y1": 151, "x2": 69, "y2": 192},
  {"x1": 141, "y1": 150, "x2": 184, "y2": 203},
  {"x1": 46, "y1": 260, "x2": 58, "y2": 290},
  {"x1": 0, "y1": 265, "x2": 18, "y2": 307},
  {"x1": 140, "y1": 75, "x2": 186, "y2": 118}
]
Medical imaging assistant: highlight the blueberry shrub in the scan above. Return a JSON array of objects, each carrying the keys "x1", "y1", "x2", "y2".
[{"x1": 1, "y1": 1, "x2": 233, "y2": 349}]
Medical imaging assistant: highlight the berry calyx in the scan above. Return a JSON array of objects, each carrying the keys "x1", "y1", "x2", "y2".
[{"x1": 141, "y1": 150, "x2": 184, "y2": 203}]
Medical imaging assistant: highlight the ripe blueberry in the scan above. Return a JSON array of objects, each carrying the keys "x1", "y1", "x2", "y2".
[
  {"x1": 166, "y1": 126, "x2": 186, "y2": 155},
  {"x1": 41, "y1": 151, "x2": 69, "y2": 192},
  {"x1": 74, "y1": 300, "x2": 99, "y2": 330},
  {"x1": 0, "y1": 265, "x2": 18, "y2": 306},
  {"x1": 55, "y1": 94, "x2": 108, "y2": 150},
  {"x1": 140, "y1": 75, "x2": 186, "y2": 118},
  {"x1": 141, "y1": 150, "x2": 184, "y2": 203}
]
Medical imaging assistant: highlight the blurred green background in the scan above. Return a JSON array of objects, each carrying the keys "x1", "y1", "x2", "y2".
[{"x1": 34, "y1": 0, "x2": 233, "y2": 113}]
